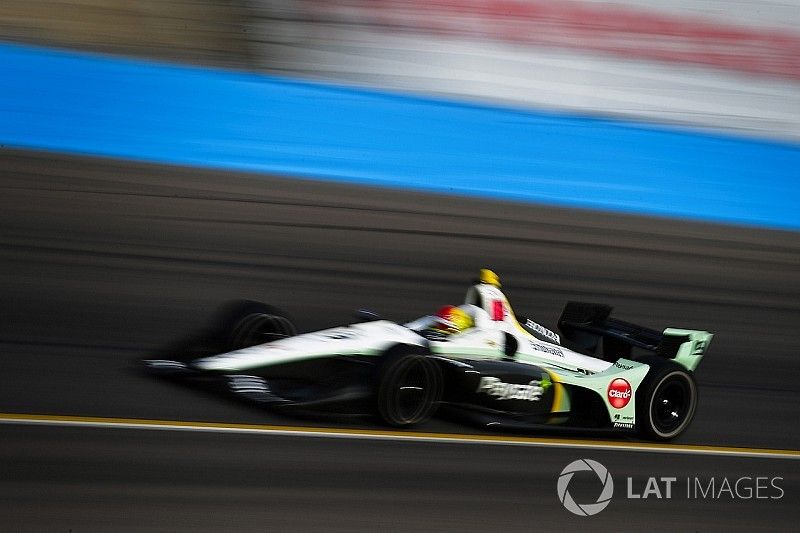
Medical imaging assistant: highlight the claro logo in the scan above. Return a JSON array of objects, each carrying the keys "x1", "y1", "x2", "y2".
[{"x1": 607, "y1": 378, "x2": 632, "y2": 408}]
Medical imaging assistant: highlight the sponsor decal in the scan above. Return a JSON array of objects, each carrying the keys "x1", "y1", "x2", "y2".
[
  {"x1": 524, "y1": 319, "x2": 561, "y2": 344},
  {"x1": 476, "y1": 375, "x2": 550, "y2": 401},
  {"x1": 613, "y1": 361, "x2": 634, "y2": 370},
  {"x1": 491, "y1": 299, "x2": 505, "y2": 321},
  {"x1": 692, "y1": 340, "x2": 708, "y2": 355},
  {"x1": 607, "y1": 378, "x2": 632, "y2": 408},
  {"x1": 613, "y1": 413, "x2": 634, "y2": 426},
  {"x1": 529, "y1": 340, "x2": 564, "y2": 357}
]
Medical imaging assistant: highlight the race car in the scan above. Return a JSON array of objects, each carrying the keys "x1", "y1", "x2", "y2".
[{"x1": 145, "y1": 269, "x2": 712, "y2": 440}]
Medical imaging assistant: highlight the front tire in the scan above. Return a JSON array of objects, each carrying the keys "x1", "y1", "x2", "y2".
[
  {"x1": 228, "y1": 302, "x2": 297, "y2": 351},
  {"x1": 636, "y1": 358, "x2": 698, "y2": 441},
  {"x1": 376, "y1": 350, "x2": 442, "y2": 427}
]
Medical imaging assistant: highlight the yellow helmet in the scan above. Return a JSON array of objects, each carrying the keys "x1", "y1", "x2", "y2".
[
  {"x1": 479, "y1": 268, "x2": 501, "y2": 287},
  {"x1": 432, "y1": 305, "x2": 474, "y2": 335}
]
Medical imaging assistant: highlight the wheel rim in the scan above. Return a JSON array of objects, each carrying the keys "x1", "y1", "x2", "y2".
[
  {"x1": 650, "y1": 373, "x2": 693, "y2": 436},
  {"x1": 391, "y1": 358, "x2": 436, "y2": 424},
  {"x1": 231, "y1": 313, "x2": 296, "y2": 350}
]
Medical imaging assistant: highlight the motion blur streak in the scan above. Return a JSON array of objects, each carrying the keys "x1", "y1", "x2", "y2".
[
  {"x1": 1, "y1": 150, "x2": 798, "y2": 454},
  {"x1": 1, "y1": 413, "x2": 798, "y2": 460},
  {"x1": 251, "y1": 0, "x2": 800, "y2": 139},
  {"x1": 4, "y1": 0, "x2": 800, "y2": 138},
  {"x1": 1, "y1": 424, "x2": 798, "y2": 531},
  {"x1": 2, "y1": 2, "x2": 799, "y2": 530},
  {"x1": 0, "y1": 0, "x2": 254, "y2": 67},
  {"x1": 1, "y1": 43, "x2": 799, "y2": 228},
  {"x1": 284, "y1": 0, "x2": 800, "y2": 78}
]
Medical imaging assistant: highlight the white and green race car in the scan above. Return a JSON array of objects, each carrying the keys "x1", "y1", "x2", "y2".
[{"x1": 145, "y1": 269, "x2": 712, "y2": 441}]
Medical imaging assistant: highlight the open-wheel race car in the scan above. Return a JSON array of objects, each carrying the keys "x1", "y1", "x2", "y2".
[{"x1": 145, "y1": 269, "x2": 712, "y2": 440}]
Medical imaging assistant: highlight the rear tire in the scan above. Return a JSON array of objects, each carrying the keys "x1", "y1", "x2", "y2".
[
  {"x1": 376, "y1": 349, "x2": 442, "y2": 427},
  {"x1": 636, "y1": 357, "x2": 698, "y2": 441},
  {"x1": 228, "y1": 302, "x2": 297, "y2": 351}
]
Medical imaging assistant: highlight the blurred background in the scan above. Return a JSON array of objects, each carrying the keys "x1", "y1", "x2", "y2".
[
  {"x1": 1, "y1": 1, "x2": 799, "y2": 531},
  {"x1": 2, "y1": 0, "x2": 799, "y2": 138}
]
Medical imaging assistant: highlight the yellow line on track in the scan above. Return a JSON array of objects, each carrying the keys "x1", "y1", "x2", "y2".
[{"x1": 0, "y1": 412, "x2": 797, "y2": 460}]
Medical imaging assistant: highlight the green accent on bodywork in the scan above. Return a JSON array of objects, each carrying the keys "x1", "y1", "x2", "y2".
[
  {"x1": 540, "y1": 375, "x2": 552, "y2": 391},
  {"x1": 551, "y1": 359, "x2": 649, "y2": 427},
  {"x1": 664, "y1": 328, "x2": 713, "y2": 372}
]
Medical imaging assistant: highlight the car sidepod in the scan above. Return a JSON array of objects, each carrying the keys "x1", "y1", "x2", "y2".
[{"x1": 436, "y1": 358, "x2": 562, "y2": 422}]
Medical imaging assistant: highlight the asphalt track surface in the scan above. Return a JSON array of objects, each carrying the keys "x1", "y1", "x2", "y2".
[{"x1": 1, "y1": 149, "x2": 799, "y2": 530}]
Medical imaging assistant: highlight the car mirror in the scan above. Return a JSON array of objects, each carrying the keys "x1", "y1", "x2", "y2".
[{"x1": 504, "y1": 332, "x2": 519, "y2": 359}]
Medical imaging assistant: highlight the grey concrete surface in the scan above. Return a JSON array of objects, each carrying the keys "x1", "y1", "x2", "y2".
[{"x1": 0, "y1": 424, "x2": 797, "y2": 532}]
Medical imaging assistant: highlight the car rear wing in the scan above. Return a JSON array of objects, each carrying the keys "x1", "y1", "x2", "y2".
[{"x1": 557, "y1": 302, "x2": 712, "y2": 371}]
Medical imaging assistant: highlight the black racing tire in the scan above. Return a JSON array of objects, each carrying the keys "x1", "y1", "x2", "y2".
[
  {"x1": 227, "y1": 301, "x2": 297, "y2": 351},
  {"x1": 635, "y1": 356, "x2": 698, "y2": 441},
  {"x1": 376, "y1": 349, "x2": 442, "y2": 427}
]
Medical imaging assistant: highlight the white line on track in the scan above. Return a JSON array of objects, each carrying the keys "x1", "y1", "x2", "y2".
[{"x1": 1, "y1": 413, "x2": 797, "y2": 460}]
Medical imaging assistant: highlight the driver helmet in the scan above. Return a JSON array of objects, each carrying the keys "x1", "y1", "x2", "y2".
[{"x1": 430, "y1": 305, "x2": 474, "y2": 336}]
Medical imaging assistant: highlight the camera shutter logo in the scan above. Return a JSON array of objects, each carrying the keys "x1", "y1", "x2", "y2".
[{"x1": 557, "y1": 459, "x2": 614, "y2": 516}]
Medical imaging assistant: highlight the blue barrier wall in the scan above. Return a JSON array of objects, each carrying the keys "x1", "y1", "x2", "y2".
[{"x1": 1, "y1": 43, "x2": 798, "y2": 229}]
